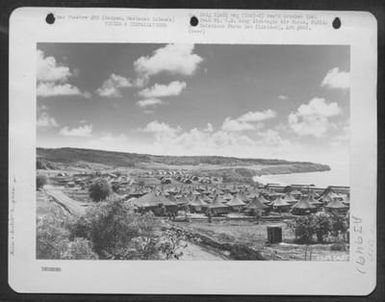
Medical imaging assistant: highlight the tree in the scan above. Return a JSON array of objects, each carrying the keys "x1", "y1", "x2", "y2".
[
  {"x1": 312, "y1": 212, "x2": 332, "y2": 243},
  {"x1": 292, "y1": 216, "x2": 314, "y2": 243},
  {"x1": 330, "y1": 213, "x2": 349, "y2": 241},
  {"x1": 69, "y1": 200, "x2": 174, "y2": 260},
  {"x1": 89, "y1": 178, "x2": 111, "y2": 202},
  {"x1": 37, "y1": 214, "x2": 97, "y2": 260},
  {"x1": 36, "y1": 175, "x2": 47, "y2": 190},
  {"x1": 289, "y1": 213, "x2": 334, "y2": 244}
]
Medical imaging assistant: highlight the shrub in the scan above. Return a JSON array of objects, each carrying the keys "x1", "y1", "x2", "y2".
[
  {"x1": 312, "y1": 212, "x2": 332, "y2": 243},
  {"x1": 229, "y1": 244, "x2": 264, "y2": 260},
  {"x1": 330, "y1": 213, "x2": 349, "y2": 239},
  {"x1": 89, "y1": 178, "x2": 111, "y2": 202},
  {"x1": 36, "y1": 215, "x2": 69, "y2": 259},
  {"x1": 36, "y1": 175, "x2": 47, "y2": 190},
  {"x1": 60, "y1": 238, "x2": 98, "y2": 259},
  {"x1": 36, "y1": 159, "x2": 56, "y2": 170},
  {"x1": 69, "y1": 200, "x2": 187, "y2": 260},
  {"x1": 36, "y1": 215, "x2": 97, "y2": 260},
  {"x1": 69, "y1": 200, "x2": 158, "y2": 258},
  {"x1": 330, "y1": 242, "x2": 347, "y2": 251},
  {"x1": 289, "y1": 212, "x2": 337, "y2": 244},
  {"x1": 293, "y1": 216, "x2": 315, "y2": 243}
]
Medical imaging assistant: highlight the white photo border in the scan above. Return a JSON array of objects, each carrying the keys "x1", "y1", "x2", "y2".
[{"x1": 9, "y1": 7, "x2": 377, "y2": 295}]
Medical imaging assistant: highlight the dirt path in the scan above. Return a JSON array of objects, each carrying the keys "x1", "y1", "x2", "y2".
[
  {"x1": 179, "y1": 242, "x2": 229, "y2": 260},
  {"x1": 44, "y1": 185, "x2": 89, "y2": 217}
]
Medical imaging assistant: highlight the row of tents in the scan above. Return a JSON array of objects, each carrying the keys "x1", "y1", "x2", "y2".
[{"x1": 128, "y1": 188, "x2": 349, "y2": 217}]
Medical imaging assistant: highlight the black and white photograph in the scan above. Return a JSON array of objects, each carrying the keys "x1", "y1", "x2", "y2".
[
  {"x1": 36, "y1": 43, "x2": 351, "y2": 261},
  {"x1": 8, "y1": 7, "x2": 377, "y2": 295}
]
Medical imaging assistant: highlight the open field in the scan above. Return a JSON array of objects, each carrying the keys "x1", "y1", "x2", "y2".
[{"x1": 171, "y1": 220, "x2": 349, "y2": 261}]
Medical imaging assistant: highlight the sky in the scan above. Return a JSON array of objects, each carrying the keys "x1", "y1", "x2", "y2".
[{"x1": 36, "y1": 43, "x2": 350, "y2": 167}]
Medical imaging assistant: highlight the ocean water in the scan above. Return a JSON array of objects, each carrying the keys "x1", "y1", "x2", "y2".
[{"x1": 253, "y1": 164, "x2": 349, "y2": 188}]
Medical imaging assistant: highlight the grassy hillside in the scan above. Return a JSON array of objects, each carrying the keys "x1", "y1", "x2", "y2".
[{"x1": 37, "y1": 147, "x2": 329, "y2": 169}]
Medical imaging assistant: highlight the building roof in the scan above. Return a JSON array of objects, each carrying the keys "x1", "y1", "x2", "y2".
[
  {"x1": 189, "y1": 195, "x2": 207, "y2": 207},
  {"x1": 227, "y1": 195, "x2": 246, "y2": 207},
  {"x1": 246, "y1": 196, "x2": 269, "y2": 210},
  {"x1": 134, "y1": 192, "x2": 176, "y2": 208},
  {"x1": 325, "y1": 199, "x2": 348, "y2": 209},
  {"x1": 208, "y1": 195, "x2": 229, "y2": 209},
  {"x1": 272, "y1": 196, "x2": 291, "y2": 207},
  {"x1": 222, "y1": 192, "x2": 233, "y2": 201},
  {"x1": 291, "y1": 197, "x2": 316, "y2": 210}
]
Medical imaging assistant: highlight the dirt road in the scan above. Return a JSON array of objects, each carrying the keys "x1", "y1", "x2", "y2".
[
  {"x1": 44, "y1": 185, "x2": 89, "y2": 217},
  {"x1": 179, "y1": 242, "x2": 229, "y2": 260}
]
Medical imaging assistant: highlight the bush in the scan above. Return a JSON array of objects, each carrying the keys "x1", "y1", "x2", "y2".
[
  {"x1": 69, "y1": 200, "x2": 158, "y2": 258},
  {"x1": 293, "y1": 216, "x2": 315, "y2": 243},
  {"x1": 36, "y1": 215, "x2": 97, "y2": 260},
  {"x1": 312, "y1": 212, "x2": 332, "y2": 243},
  {"x1": 60, "y1": 238, "x2": 98, "y2": 259},
  {"x1": 289, "y1": 212, "x2": 345, "y2": 244},
  {"x1": 69, "y1": 200, "x2": 187, "y2": 260},
  {"x1": 36, "y1": 175, "x2": 47, "y2": 190},
  {"x1": 37, "y1": 159, "x2": 56, "y2": 170},
  {"x1": 330, "y1": 242, "x2": 347, "y2": 251},
  {"x1": 36, "y1": 215, "x2": 69, "y2": 259},
  {"x1": 330, "y1": 213, "x2": 349, "y2": 239},
  {"x1": 89, "y1": 178, "x2": 111, "y2": 202}
]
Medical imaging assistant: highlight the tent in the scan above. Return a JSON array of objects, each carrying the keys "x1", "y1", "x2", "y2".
[
  {"x1": 271, "y1": 196, "x2": 292, "y2": 212},
  {"x1": 134, "y1": 192, "x2": 177, "y2": 216},
  {"x1": 207, "y1": 195, "x2": 230, "y2": 215},
  {"x1": 291, "y1": 196, "x2": 317, "y2": 215},
  {"x1": 201, "y1": 194, "x2": 212, "y2": 204},
  {"x1": 281, "y1": 193, "x2": 298, "y2": 205},
  {"x1": 325, "y1": 199, "x2": 349, "y2": 214},
  {"x1": 175, "y1": 195, "x2": 190, "y2": 206},
  {"x1": 244, "y1": 195, "x2": 268, "y2": 216},
  {"x1": 188, "y1": 195, "x2": 208, "y2": 213},
  {"x1": 222, "y1": 192, "x2": 233, "y2": 201},
  {"x1": 226, "y1": 195, "x2": 246, "y2": 211}
]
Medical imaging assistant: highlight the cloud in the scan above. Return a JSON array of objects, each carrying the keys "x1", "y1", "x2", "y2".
[
  {"x1": 221, "y1": 118, "x2": 256, "y2": 132},
  {"x1": 205, "y1": 123, "x2": 214, "y2": 132},
  {"x1": 288, "y1": 98, "x2": 342, "y2": 137},
  {"x1": 37, "y1": 106, "x2": 59, "y2": 129},
  {"x1": 37, "y1": 50, "x2": 72, "y2": 82},
  {"x1": 141, "y1": 120, "x2": 182, "y2": 136},
  {"x1": 136, "y1": 98, "x2": 164, "y2": 108},
  {"x1": 37, "y1": 82, "x2": 82, "y2": 97},
  {"x1": 67, "y1": 121, "x2": 348, "y2": 166},
  {"x1": 321, "y1": 67, "x2": 350, "y2": 89},
  {"x1": 134, "y1": 44, "x2": 203, "y2": 78},
  {"x1": 278, "y1": 95, "x2": 288, "y2": 100},
  {"x1": 138, "y1": 81, "x2": 187, "y2": 98},
  {"x1": 37, "y1": 50, "x2": 88, "y2": 98},
  {"x1": 96, "y1": 73, "x2": 133, "y2": 98},
  {"x1": 135, "y1": 120, "x2": 295, "y2": 160},
  {"x1": 221, "y1": 109, "x2": 276, "y2": 132},
  {"x1": 59, "y1": 124, "x2": 93, "y2": 137},
  {"x1": 237, "y1": 109, "x2": 276, "y2": 123}
]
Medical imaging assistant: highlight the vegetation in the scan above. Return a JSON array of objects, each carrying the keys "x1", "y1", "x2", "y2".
[
  {"x1": 288, "y1": 212, "x2": 349, "y2": 244},
  {"x1": 37, "y1": 147, "x2": 330, "y2": 171},
  {"x1": 36, "y1": 158, "x2": 56, "y2": 170},
  {"x1": 89, "y1": 178, "x2": 111, "y2": 202},
  {"x1": 36, "y1": 175, "x2": 47, "y2": 190},
  {"x1": 36, "y1": 198, "x2": 187, "y2": 260},
  {"x1": 36, "y1": 214, "x2": 98, "y2": 259},
  {"x1": 69, "y1": 200, "x2": 186, "y2": 260}
]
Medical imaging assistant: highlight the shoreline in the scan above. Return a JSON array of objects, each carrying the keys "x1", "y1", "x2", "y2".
[{"x1": 253, "y1": 168, "x2": 349, "y2": 187}]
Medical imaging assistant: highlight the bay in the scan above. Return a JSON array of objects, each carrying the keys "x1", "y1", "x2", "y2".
[{"x1": 253, "y1": 164, "x2": 349, "y2": 188}]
